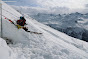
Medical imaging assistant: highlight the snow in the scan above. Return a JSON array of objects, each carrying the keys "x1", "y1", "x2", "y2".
[
  {"x1": 0, "y1": 38, "x2": 15, "y2": 59},
  {"x1": 29, "y1": 12, "x2": 88, "y2": 41},
  {"x1": 0, "y1": 1, "x2": 88, "y2": 59}
]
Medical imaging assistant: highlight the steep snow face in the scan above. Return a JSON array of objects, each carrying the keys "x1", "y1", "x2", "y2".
[
  {"x1": 1, "y1": 2, "x2": 88, "y2": 59},
  {"x1": 0, "y1": 38, "x2": 15, "y2": 59},
  {"x1": 9, "y1": 5, "x2": 88, "y2": 41}
]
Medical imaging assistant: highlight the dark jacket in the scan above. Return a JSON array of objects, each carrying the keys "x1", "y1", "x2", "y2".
[{"x1": 17, "y1": 19, "x2": 26, "y2": 26}]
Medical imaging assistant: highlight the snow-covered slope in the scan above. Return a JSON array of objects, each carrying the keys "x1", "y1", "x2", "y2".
[
  {"x1": 1, "y1": 1, "x2": 88, "y2": 59},
  {"x1": 0, "y1": 38, "x2": 15, "y2": 59},
  {"x1": 10, "y1": 6, "x2": 88, "y2": 41}
]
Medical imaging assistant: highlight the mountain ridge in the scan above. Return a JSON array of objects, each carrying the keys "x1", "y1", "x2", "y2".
[{"x1": 0, "y1": 1, "x2": 88, "y2": 59}]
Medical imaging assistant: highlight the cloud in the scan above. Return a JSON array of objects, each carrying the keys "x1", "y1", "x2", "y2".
[
  {"x1": 3, "y1": 0, "x2": 88, "y2": 14},
  {"x1": 12, "y1": 5, "x2": 70, "y2": 15},
  {"x1": 85, "y1": 4, "x2": 88, "y2": 8},
  {"x1": 36, "y1": 0, "x2": 87, "y2": 9},
  {"x1": 4, "y1": 0, "x2": 88, "y2": 9}
]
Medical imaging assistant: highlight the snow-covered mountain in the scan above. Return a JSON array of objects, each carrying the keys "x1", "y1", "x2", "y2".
[
  {"x1": 1, "y1": 1, "x2": 88, "y2": 59},
  {"x1": 10, "y1": 6, "x2": 88, "y2": 42},
  {"x1": 29, "y1": 13, "x2": 88, "y2": 42}
]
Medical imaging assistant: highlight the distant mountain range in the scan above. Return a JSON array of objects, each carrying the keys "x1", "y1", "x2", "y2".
[{"x1": 30, "y1": 12, "x2": 88, "y2": 42}]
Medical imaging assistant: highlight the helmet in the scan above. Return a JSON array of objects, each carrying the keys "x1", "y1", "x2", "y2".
[{"x1": 20, "y1": 16, "x2": 24, "y2": 19}]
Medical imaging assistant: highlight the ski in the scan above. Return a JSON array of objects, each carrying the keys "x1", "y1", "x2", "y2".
[
  {"x1": 4, "y1": 16, "x2": 42, "y2": 34},
  {"x1": 26, "y1": 31, "x2": 42, "y2": 34}
]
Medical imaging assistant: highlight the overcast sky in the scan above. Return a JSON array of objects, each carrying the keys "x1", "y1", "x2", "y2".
[
  {"x1": 3, "y1": 0, "x2": 88, "y2": 14},
  {"x1": 3, "y1": 0, "x2": 88, "y2": 9}
]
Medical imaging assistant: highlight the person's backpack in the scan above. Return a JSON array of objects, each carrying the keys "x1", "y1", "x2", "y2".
[
  {"x1": 17, "y1": 19, "x2": 26, "y2": 26},
  {"x1": 16, "y1": 16, "x2": 26, "y2": 26}
]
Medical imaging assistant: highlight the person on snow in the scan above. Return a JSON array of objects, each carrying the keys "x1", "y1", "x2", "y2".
[
  {"x1": 16, "y1": 16, "x2": 28, "y2": 31},
  {"x1": 17, "y1": 16, "x2": 26, "y2": 26},
  {"x1": 16, "y1": 16, "x2": 42, "y2": 34}
]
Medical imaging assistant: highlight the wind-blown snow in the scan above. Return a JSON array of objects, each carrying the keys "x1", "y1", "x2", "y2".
[
  {"x1": 0, "y1": 38, "x2": 15, "y2": 59},
  {"x1": 0, "y1": 1, "x2": 88, "y2": 59}
]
